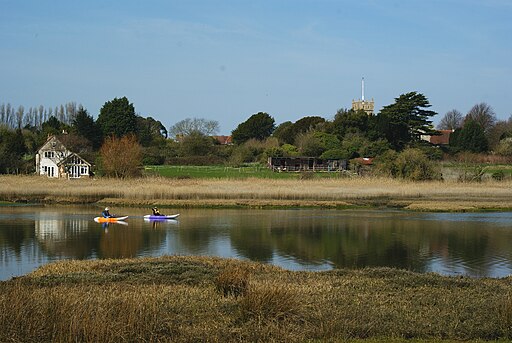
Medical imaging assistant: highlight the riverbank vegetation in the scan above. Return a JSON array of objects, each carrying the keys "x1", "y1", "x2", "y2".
[
  {"x1": 1, "y1": 256, "x2": 511, "y2": 342},
  {"x1": 2, "y1": 93, "x2": 512, "y2": 183},
  {"x1": 2, "y1": 175, "x2": 512, "y2": 211}
]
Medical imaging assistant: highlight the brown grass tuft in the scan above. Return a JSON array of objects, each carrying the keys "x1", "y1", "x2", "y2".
[
  {"x1": 215, "y1": 266, "x2": 250, "y2": 297},
  {"x1": 239, "y1": 284, "x2": 303, "y2": 323}
]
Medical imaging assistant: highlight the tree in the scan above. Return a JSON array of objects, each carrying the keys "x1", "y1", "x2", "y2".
[
  {"x1": 272, "y1": 121, "x2": 293, "y2": 144},
  {"x1": 231, "y1": 112, "x2": 275, "y2": 144},
  {"x1": 465, "y1": 102, "x2": 496, "y2": 133},
  {"x1": 97, "y1": 97, "x2": 138, "y2": 138},
  {"x1": 331, "y1": 108, "x2": 369, "y2": 138},
  {"x1": 137, "y1": 116, "x2": 168, "y2": 147},
  {"x1": 0, "y1": 127, "x2": 27, "y2": 173},
  {"x1": 487, "y1": 117, "x2": 512, "y2": 150},
  {"x1": 99, "y1": 134, "x2": 142, "y2": 178},
  {"x1": 295, "y1": 131, "x2": 339, "y2": 157},
  {"x1": 437, "y1": 109, "x2": 463, "y2": 130},
  {"x1": 169, "y1": 118, "x2": 219, "y2": 139},
  {"x1": 72, "y1": 107, "x2": 102, "y2": 149},
  {"x1": 41, "y1": 116, "x2": 66, "y2": 136},
  {"x1": 180, "y1": 131, "x2": 214, "y2": 156},
  {"x1": 377, "y1": 92, "x2": 437, "y2": 150},
  {"x1": 451, "y1": 119, "x2": 488, "y2": 153}
]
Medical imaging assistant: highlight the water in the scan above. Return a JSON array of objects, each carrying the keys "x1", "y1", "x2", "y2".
[{"x1": 1, "y1": 205, "x2": 512, "y2": 280}]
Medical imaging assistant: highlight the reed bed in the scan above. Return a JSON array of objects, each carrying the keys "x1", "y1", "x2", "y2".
[
  {"x1": 1, "y1": 256, "x2": 512, "y2": 342},
  {"x1": 2, "y1": 175, "x2": 512, "y2": 211}
]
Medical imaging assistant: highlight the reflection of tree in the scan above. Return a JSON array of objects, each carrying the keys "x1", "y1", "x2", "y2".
[
  {"x1": 175, "y1": 217, "x2": 214, "y2": 254},
  {"x1": 227, "y1": 212, "x2": 275, "y2": 263},
  {"x1": 0, "y1": 221, "x2": 35, "y2": 256},
  {"x1": 230, "y1": 226, "x2": 274, "y2": 262},
  {"x1": 267, "y1": 213, "x2": 495, "y2": 274}
]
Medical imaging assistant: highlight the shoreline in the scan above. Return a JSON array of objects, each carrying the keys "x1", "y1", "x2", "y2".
[{"x1": 2, "y1": 175, "x2": 512, "y2": 212}]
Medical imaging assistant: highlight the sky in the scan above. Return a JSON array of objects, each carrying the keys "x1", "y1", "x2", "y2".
[{"x1": 1, "y1": 0, "x2": 511, "y2": 135}]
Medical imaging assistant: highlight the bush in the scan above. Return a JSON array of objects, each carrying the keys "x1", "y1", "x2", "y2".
[
  {"x1": 394, "y1": 148, "x2": 442, "y2": 181},
  {"x1": 374, "y1": 148, "x2": 441, "y2": 181}
]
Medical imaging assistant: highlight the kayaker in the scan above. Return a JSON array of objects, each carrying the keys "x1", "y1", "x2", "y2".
[
  {"x1": 152, "y1": 207, "x2": 163, "y2": 216},
  {"x1": 102, "y1": 207, "x2": 113, "y2": 218}
]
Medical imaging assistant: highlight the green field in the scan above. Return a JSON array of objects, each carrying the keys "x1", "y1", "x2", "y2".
[{"x1": 144, "y1": 165, "x2": 349, "y2": 179}]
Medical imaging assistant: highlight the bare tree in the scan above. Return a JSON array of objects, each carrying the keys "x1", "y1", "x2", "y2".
[
  {"x1": 437, "y1": 109, "x2": 463, "y2": 130},
  {"x1": 15, "y1": 105, "x2": 24, "y2": 129},
  {"x1": 65, "y1": 102, "x2": 77, "y2": 124},
  {"x1": 37, "y1": 105, "x2": 44, "y2": 128},
  {"x1": 0, "y1": 104, "x2": 5, "y2": 125},
  {"x1": 100, "y1": 134, "x2": 142, "y2": 178},
  {"x1": 58, "y1": 105, "x2": 65, "y2": 123},
  {"x1": 465, "y1": 102, "x2": 497, "y2": 133},
  {"x1": 169, "y1": 117, "x2": 220, "y2": 139}
]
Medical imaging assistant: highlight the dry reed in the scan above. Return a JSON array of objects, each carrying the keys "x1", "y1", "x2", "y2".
[{"x1": 2, "y1": 175, "x2": 512, "y2": 211}]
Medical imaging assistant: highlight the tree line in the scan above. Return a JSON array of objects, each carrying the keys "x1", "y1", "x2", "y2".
[{"x1": 1, "y1": 92, "x2": 510, "y2": 179}]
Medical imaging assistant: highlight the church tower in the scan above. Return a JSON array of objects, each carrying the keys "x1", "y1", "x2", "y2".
[{"x1": 351, "y1": 77, "x2": 374, "y2": 115}]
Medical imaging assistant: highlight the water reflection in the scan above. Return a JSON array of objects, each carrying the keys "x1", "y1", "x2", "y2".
[{"x1": 1, "y1": 206, "x2": 512, "y2": 280}]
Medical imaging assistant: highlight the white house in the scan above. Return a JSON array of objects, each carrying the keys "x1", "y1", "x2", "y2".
[{"x1": 35, "y1": 135, "x2": 91, "y2": 178}]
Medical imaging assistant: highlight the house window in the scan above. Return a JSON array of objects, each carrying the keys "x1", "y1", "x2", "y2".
[{"x1": 44, "y1": 151, "x2": 55, "y2": 158}]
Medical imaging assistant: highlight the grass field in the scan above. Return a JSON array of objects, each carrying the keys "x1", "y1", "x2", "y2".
[
  {"x1": 145, "y1": 163, "x2": 512, "y2": 182},
  {"x1": 144, "y1": 164, "x2": 354, "y2": 179},
  {"x1": 1, "y1": 256, "x2": 511, "y2": 342}
]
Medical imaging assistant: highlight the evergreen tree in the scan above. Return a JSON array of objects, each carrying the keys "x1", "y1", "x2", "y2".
[
  {"x1": 97, "y1": 97, "x2": 138, "y2": 138},
  {"x1": 232, "y1": 112, "x2": 275, "y2": 144},
  {"x1": 377, "y1": 92, "x2": 437, "y2": 150},
  {"x1": 453, "y1": 119, "x2": 488, "y2": 153},
  {"x1": 72, "y1": 107, "x2": 102, "y2": 149}
]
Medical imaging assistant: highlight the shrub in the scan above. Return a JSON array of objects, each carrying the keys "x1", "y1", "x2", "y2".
[{"x1": 394, "y1": 148, "x2": 442, "y2": 181}]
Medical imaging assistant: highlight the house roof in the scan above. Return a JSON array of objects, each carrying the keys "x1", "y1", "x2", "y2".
[
  {"x1": 430, "y1": 130, "x2": 452, "y2": 145},
  {"x1": 57, "y1": 152, "x2": 92, "y2": 167},
  {"x1": 352, "y1": 157, "x2": 374, "y2": 165},
  {"x1": 38, "y1": 135, "x2": 91, "y2": 165},
  {"x1": 213, "y1": 135, "x2": 233, "y2": 145}
]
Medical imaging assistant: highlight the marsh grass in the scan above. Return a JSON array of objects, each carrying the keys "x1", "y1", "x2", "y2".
[
  {"x1": 239, "y1": 283, "x2": 303, "y2": 323},
  {"x1": 215, "y1": 266, "x2": 250, "y2": 297},
  {"x1": 2, "y1": 256, "x2": 512, "y2": 342},
  {"x1": 2, "y1": 175, "x2": 512, "y2": 211}
]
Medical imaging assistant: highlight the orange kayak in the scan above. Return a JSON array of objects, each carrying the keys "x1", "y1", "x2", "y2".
[{"x1": 94, "y1": 216, "x2": 128, "y2": 223}]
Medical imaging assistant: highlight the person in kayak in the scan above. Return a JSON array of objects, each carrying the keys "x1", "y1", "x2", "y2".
[
  {"x1": 102, "y1": 207, "x2": 113, "y2": 218},
  {"x1": 152, "y1": 207, "x2": 163, "y2": 216}
]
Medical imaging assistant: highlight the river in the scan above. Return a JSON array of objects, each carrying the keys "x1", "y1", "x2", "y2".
[{"x1": 1, "y1": 205, "x2": 512, "y2": 280}]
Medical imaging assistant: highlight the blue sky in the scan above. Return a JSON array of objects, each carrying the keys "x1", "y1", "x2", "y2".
[{"x1": 1, "y1": 0, "x2": 511, "y2": 134}]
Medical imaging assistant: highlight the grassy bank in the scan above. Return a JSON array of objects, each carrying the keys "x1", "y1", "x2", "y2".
[
  {"x1": 2, "y1": 175, "x2": 512, "y2": 211},
  {"x1": 1, "y1": 256, "x2": 511, "y2": 342}
]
